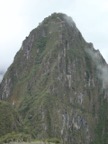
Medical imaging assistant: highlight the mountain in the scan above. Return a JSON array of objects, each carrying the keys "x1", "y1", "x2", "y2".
[
  {"x1": 0, "y1": 13, "x2": 108, "y2": 144},
  {"x1": 0, "y1": 70, "x2": 5, "y2": 82}
]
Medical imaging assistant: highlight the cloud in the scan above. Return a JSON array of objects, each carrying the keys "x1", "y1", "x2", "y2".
[{"x1": 85, "y1": 47, "x2": 108, "y2": 89}]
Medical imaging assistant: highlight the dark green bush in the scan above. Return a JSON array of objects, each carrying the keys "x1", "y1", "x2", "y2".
[{"x1": 47, "y1": 138, "x2": 61, "y2": 143}]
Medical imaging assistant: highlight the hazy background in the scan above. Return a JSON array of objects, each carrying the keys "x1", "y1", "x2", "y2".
[{"x1": 0, "y1": 0, "x2": 108, "y2": 81}]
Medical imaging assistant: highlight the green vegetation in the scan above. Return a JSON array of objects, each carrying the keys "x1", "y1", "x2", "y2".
[
  {"x1": 94, "y1": 98, "x2": 108, "y2": 144},
  {"x1": 0, "y1": 132, "x2": 31, "y2": 144},
  {"x1": 36, "y1": 37, "x2": 47, "y2": 51},
  {"x1": 0, "y1": 101, "x2": 21, "y2": 137},
  {"x1": 46, "y1": 138, "x2": 61, "y2": 143}
]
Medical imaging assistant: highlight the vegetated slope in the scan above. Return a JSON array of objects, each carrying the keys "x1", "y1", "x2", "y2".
[
  {"x1": 0, "y1": 101, "x2": 20, "y2": 136},
  {"x1": 0, "y1": 13, "x2": 108, "y2": 144}
]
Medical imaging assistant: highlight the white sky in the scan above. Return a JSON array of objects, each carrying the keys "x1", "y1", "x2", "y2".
[{"x1": 0, "y1": 0, "x2": 108, "y2": 72}]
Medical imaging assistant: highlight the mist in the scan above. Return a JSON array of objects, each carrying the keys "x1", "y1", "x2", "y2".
[{"x1": 85, "y1": 46, "x2": 108, "y2": 89}]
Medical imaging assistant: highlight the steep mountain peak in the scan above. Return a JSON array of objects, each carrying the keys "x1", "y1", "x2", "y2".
[
  {"x1": 1, "y1": 13, "x2": 85, "y2": 101},
  {"x1": 20, "y1": 13, "x2": 85, "y2": 63},
  {"x1": 0, "y1": 13, "x2": 108, "y2": 144}
]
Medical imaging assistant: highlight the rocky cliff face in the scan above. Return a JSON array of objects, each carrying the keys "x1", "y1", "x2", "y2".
[{"x1": 0, "y1": 13, "x2": 108, "y2": 144}]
